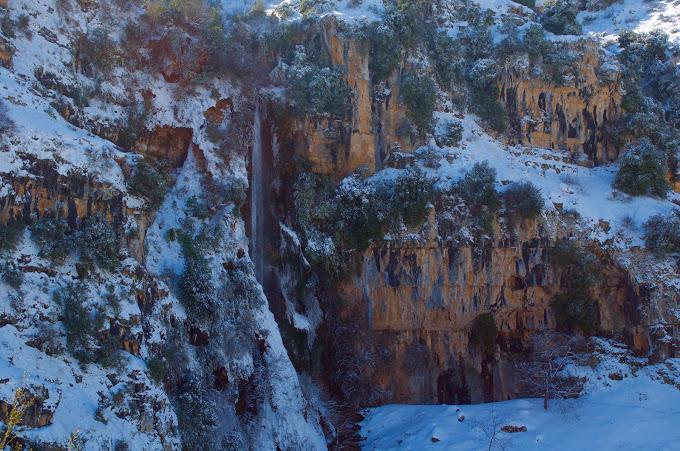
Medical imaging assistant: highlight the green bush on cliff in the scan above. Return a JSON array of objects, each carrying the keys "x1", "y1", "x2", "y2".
[
  {"x1": 550, "y1": 240, "x2": 599, "y2": 335},
  {"x1": 427, "y1": 30, "x2": 463, "y2": 88},
  {"x1": 55, "y1": 282, "x2": 96, "y2": 363},
  {"x1": 514, "y1": 0, "x2": 535, "y2": 9},
  {"x1": 614, "y1": 139, "x2": 669, "y2": 198},
  {"x1": 469, "y1": 85, "x2": 507, "y2": 133},
  {"x1": 289, "y1": 46, "x2": 352, "y2": 118},
  {"x1": 0, "y1": 219, "x2": 24, "y2": 252},
  {"x1": 335, "y1": 176, "x2": 387, "y2": 251},
  {"x1": 128, "y1": 159, "x2": 169, "y2": 210},
  {"x1": 31, "y1": 215, "x2": 73, "y2": 262},
  {"x1": 540, "y1": 0, "x2": 582, "y2": 36},
  {"x1": 458, "y1": 161, "x2": 500, "y2": 233},
  {"x1": 179, "y1": 232, "x2": 216, "y2": 321},
  {"x1": 504, "y1": 181, "x2": 544, "y2": 220},
  {"x1": 392, "y1": 166, "x2": 436, "y2": 228},
  {"x1": 366, "y1": 23, "x2": 402, "y2": 82},
  {"x1": 400, "y1": 72, "x2": 437, "y2": 134},
  {"x1": 384, "y1": 0, "x2": 427, "y2": 49},
  {"x1": 523, "y1": 24, "x2": 550, "y2": 59},
  {"x1": 147, "y1": 357, "x2": 169, "y2": 383},
  {"x1": 78, "y1": 215, "x2": 119, "y2": 271},
  {"x1": 643, "y1": 211, "x2": 680, "y2": 256},
  {"x1": 552, "y1": 289, "x2": 598, "y2": 336}
]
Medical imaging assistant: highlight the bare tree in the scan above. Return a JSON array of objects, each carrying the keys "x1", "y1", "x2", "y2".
[
  {"x1": 472, "y1": 407, "x2": 510, "y2": 451},
  {"x1": 515, "y1": 330, "x2": 585, "y2": 410}
]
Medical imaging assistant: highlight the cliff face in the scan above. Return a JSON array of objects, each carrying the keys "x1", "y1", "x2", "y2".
[
  {"x1": 332, "y1": 211, "x2": 646, "y2": 404},
  {"x1": 284, "y1": 25, "x2": 624, "y2": 183},
  {"x1": 281, "y1": 19, "x2": 415, "y2": 179},
  {"x1": 499, "y1": 41, "x2": 622, "y2": 163},
  {"x1": 263, "y1": 21, "x2": 672, "y2": 408}
]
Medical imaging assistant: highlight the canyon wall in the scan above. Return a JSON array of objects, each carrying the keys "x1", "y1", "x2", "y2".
[{"x1": 334, "y1": 212, "x2": 647, "y2": 404}]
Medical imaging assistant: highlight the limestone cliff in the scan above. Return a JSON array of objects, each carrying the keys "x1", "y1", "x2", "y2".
[{"x1": 499, "y1": 41, "x2": 622, "y2": 163}]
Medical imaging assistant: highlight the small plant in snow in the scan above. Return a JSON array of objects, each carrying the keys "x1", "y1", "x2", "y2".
[
  {"x1": 516, "y1": 330, "x2": 585, "y2": 410},
  {"x1": 0, "y1": 261, "x2": 23, "y2": 289},
  {"x1": 179, "y1": 231, "x2": 216, "y2": 321},
  {"x1": 55, "y1": 282, "x2": 96, "y2": 363},
  {"x1": 435, "y1": 119, "x2": 464, "y2": 148},
  {"x1": 0, "y1": 390, "x2": 24, "y2": 450},
  {"x1": 128, "y1": 159, "x2": 169, "y2": 210},
  {"x1": 33, "y1": 324, "x2": 64, "y2": 356},
  {"x1": 31, "y1": 215, "x2": 72, "y2": 262},
  {"x1": 0, "y1": 100, "x2": 15, "y2": 135}
]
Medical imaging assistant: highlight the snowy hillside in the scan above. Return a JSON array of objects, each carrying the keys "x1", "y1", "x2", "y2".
[{"x1": 578, "y1": 0, "x2": 680, "y2": 46}]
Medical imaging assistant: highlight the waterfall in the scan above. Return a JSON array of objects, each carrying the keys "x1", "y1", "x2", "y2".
[{"x1": 250, "y1": 105, "x2": 265, "y2": 283}]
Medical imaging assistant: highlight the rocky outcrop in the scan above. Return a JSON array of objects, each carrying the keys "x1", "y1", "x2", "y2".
[
  {"x1": 500, "y1": 41, "x2": 622, "y2": 163},
  {"x1": 0, "y1": 386, "x2": 56, "y2": 429},
  {"x1": 0, "y1": 34, "x2": 12, "y2": 68},
  {"x1": 0, "y1": 159, "x2": 126, "y2": 226},
  {"x1": 134, "y1": 126, "x2": 193, "y2": 169}
]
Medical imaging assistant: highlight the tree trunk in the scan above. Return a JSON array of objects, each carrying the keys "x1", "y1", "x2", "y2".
[{"x1": 543, "y1": 393, "x2": 548, "y2": 410}]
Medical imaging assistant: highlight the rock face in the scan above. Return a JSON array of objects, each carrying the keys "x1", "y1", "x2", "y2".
[
  {"x1": 334, "y1": 213, "x2": 645, "y2": 404},
  {"x1": 280, "y1": 19, "x2": 416, "y2": 179},
  {"x1": 500, "y1": 41, "x2": 622, "y2": 163},
  {"x1": 0, "y1": 164, "x2": 125, "y2": 226}
]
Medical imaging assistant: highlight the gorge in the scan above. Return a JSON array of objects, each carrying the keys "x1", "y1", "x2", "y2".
[{"x1": 0, "y1": 0, "x2": 678, "y2": 450}]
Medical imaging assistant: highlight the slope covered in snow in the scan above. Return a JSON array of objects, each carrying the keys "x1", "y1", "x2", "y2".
[
  {"x1": 425, "y1": 113, "x2": 679, "y2": 248},
  {"x1": 578, "y1": 0, "x2": 680, "y2": 46}
]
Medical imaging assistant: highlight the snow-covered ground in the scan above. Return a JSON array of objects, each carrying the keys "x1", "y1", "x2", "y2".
[
  {"x1": 578, "y1": 0, "x2": 680, "y2": 46},
  {"x1": 222, "y1": 0, "x2": 384, "y2": 22},
  {"x1": 362, "y1": 344, "x2": 680, "y2": 450}
]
